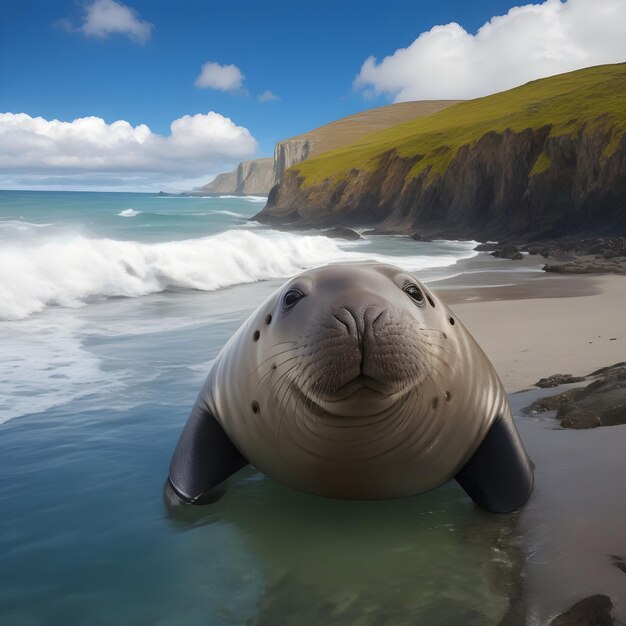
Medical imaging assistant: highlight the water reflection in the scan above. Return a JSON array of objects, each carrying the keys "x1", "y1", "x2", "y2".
[{"x1": 166, "y1": 468, "x2": 523, "y2": 625}]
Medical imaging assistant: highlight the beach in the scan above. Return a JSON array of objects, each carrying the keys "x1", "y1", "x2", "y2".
[
  {"x1": 1, "y1": 191, "x2": 625, "y2": 625},
  {"x1": 441, "y1": 270, "x2": 626, "y2": 624},
  {"x1": 445, "y1": 273, "x2": 626, "y2": 393}
]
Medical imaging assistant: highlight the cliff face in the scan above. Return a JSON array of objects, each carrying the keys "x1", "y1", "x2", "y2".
[
  {"x1": 197, "y1": 101, "x2": 461, "y2": 195},
  {"x1": 201, "y1": 158, "x2": 274, "y2": 195},
  {"x1": 258, "y1": 127, "x2": 626, "y2": 240},
  {"x1": 256, "y1": 65, "x2": 626, "y2": 240},
  {"x1": 272, "y1": 138, "x2": 312, "y2": 183}
]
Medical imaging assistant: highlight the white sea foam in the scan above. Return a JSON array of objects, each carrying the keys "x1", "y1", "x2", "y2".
[
  {"x1": 217, "y1": 195, "x2": 267, "y2": 202},
  {"x1": 0, "y1": 229, "x2": 477, "y2": 321},
  {"x1": 118, "y1": 209, "x2": 140, "y2": 217},
  {"x1": 0, "y1": 315, "x2": 126, "y2": 423},
  {"x1": 212, "y1": 210, "x2": 244, "y2": 217},
  {"x1": 0, "y1": 219, "x2": 53, "y2": 230}
]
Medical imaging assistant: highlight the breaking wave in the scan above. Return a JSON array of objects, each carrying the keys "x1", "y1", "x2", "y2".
[{"x1": 0, "y1": 229, "x2": 477, "y2": 320}]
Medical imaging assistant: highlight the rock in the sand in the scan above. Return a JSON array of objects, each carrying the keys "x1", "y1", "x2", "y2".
[
  {"x1": 549, "y1": 594, "x2": 614, "y2": 626},
  {"x1": 474, "y1": 242, "x2": 500, "y2": 252},
  {"x1": 525, "y1": 363, "x2": 626, "y2": 429},
  {"x1": 490, "y1": 245, "x2": 524, "y2": 260},
  {"x1": 535, "y1": 374, "x2": 586, "y2": 388},
  {"x1": 543, "y1": 260, "x2": 626, "y2": 275},
  {"x1": 526, "y1": 246, "x2": 551, "y2": 258},
  {"x1": 323, "y1": 227, "x2": 362, "y2": 240}
]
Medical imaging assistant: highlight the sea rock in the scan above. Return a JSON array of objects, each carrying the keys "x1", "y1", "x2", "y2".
[
  {"x1": 535, "y1": 374, "x2": 586, "y2": 388},
  {"x1": 491, "y1": 245, "x2": 524, "y2": 260},
  {"x1": 549, "y1": 594, "x2": 614, "y2": 626},
  {"x1": 543, "y1": 260, "x2": 626, "y2": 275},
  {"x1": 525, "y1": 390, "x2": 579, "y2": 414},
  {"x1": 323, "y1": 227, "x2": 362, "y2": 240},
  {"x1": 474, "y1": 242, "x2": 500, "y2": 251},
  {"x1": 524, "y1": 363, "x2": 626, "y2": 428},
  {"x1": 410, "y1": 232, "x2": 432, "y2": 241}
]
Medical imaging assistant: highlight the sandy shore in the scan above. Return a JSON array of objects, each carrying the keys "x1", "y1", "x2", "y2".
[
  {"x1": 438, "y1": 270, "x2": 626, "y2": 623},
  {"x1": 441, "y1": 273, "x2": 626, "y2": 393}
]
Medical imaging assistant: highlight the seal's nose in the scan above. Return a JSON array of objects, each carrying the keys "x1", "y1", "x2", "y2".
[{"x1": 331, "y1": 302, "x2": 388, "y2": 375}]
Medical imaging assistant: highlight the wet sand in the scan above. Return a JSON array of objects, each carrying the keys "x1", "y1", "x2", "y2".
[
  {"x1": 439, "y1": 268, "x2": 626, "y2": 624},
  {"x1": 442, "y1": 273, "x2": 626, "y2": 393}
]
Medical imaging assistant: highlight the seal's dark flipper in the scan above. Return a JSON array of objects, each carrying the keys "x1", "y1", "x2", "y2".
[
  {"x1": 168, "y1": 399, "x2": 248, "y2": 505},
  {"x1": 455, "y1": 417, "x2": 533, "y2": 513}
]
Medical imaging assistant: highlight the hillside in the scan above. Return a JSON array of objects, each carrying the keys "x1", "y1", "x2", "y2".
[
  {"x1": 256, "y1": 64, "x2": 626, "y2": 240},
  {"x1": 199, "y1": 100, "x2": 461, "y2": 195}
]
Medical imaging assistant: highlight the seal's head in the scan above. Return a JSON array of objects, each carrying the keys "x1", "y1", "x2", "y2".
[
  {"x1": 265, "y1": 263, "x2": 447, "y2": 412},
  {"x1": 240, "y1": 262, "x2": 472, "y2": 498}
]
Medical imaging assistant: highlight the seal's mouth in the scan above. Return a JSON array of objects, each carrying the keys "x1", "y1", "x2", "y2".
[{"x1": 328, "y1": 373, "x2": 395, "y2": 401}]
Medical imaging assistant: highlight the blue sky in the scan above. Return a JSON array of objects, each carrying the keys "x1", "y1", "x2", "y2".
[{"x1": 1, "y1": 0, "x2": 624, "y2": 190}]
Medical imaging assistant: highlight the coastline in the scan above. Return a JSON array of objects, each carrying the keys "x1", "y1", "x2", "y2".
[{"x1": 436, "y1": 266, "x2": 626, "y2": 623}]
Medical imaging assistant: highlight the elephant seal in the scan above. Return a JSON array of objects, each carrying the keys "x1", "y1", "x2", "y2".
[{"x1": 168, "y1": 262, "x2": 533, "y2": 513}]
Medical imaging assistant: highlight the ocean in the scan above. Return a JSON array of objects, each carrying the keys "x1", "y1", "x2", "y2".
[{"x1": 0, "y1": 190, "x2": 524, "y2": 625}]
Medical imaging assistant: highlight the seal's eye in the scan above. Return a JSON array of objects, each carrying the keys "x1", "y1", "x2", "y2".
[
  {"x1": 283, "y1": 289, "x2": 305, "y2": 308},
  {"x1": 403, "y1": 283, "x2": 425, "y2": 305}
]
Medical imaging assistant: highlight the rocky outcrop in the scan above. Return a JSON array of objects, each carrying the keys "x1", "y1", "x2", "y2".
[
  {"x1": 256, "y1": 127, "x2": 626, "y2": 240},
  {"x1": 491, "y1": 245, "x2": 524, "y2": 260},
  {"x1": 201, "y1": 158, "x2": 274, "y2": 195},
  {"x1": 549, "y1": 595, "x2": 615, "y2": 626},
  {"x1": 525, "y1": 362, "x2": 626, "y2": 429}
]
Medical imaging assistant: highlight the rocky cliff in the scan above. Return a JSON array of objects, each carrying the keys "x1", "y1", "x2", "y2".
[
  {"x1": 198, "y1": 101, "x2": 460, "y2": 195},
  {"x1": 256, "y1": 64, "x2": 626, "y2": 241},
  {"x1": 201, "y1": 158, "x2": 274, "y2": 195},
  {"x1": 272, "y1": 137, "x2": 312, "y2": 182},
  {"x1": 259, "y1": 128, "x2": 626, "y2": 240}
]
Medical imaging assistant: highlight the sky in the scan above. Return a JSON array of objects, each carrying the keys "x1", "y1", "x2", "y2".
[{"x1": 1, "y1": 0, "x2": 625, "y2": 191}]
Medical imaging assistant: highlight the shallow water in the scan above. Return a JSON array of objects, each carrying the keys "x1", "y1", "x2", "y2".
[
  {"x1": 509, "y1": 389, "x2": 626, "y2": 625},
  {"x1": 0, "y1": 191, "x2": 563, "y2": 624}
]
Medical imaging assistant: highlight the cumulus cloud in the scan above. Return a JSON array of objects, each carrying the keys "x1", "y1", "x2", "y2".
[
  {"x1": 63, "y1": 0, "x2": 153, "y2": 44},
  {"x1": 354, "y1": 0, "x2": 626, "y2": 101},
  {"x1": 195, "y1": 62, "x2": 245, "y2": 92},
  {"x1": 258, "y1": 90, "x2": 280, "y2": 102},
  {"x1": 0, "y1": 111, "x2": 257, "y2": 190}
]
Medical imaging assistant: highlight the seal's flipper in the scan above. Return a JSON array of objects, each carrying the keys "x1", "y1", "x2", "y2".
[
  {"x1": 455, "y1": 417, "x2": 533, "y2": 513},
  {"x1": 168, "y1": 399, "x2": 248, "y2": 504}
]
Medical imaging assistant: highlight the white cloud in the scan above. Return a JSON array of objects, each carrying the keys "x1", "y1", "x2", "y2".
[
  {"x1": 0, "y1": 111, "x2": 257, "y2": 191},
  {"x1": 195, "y1": 62, "x2": 244, "y2": 92},
  {"x1": 64, "y1": 0, "x2": 153, "y2": 44},
  {"x1": 258, "y1": 90, "x2": 280, "y2": 102},
  {"x1": 354, "y1": 0, "x2": 626, "y2": 101}
]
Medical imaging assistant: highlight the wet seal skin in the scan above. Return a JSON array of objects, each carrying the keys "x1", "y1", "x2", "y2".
[{"x1": 167, "y1": 262, "x2": 533, "y2": 513}]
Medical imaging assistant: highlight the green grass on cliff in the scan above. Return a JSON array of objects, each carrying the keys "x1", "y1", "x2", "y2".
[{"x1": 293, "y1": 63, "x2": 626, "y2": 187}]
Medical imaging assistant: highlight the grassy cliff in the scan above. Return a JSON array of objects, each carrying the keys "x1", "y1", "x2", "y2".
[
  {"x1": 296, "y1": 63, "x2": 625, "y2": 186},
  {"x1": 257, "y1": 64, "x2": 626, "y2": 240}
]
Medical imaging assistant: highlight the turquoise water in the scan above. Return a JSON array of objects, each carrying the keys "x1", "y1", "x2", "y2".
[{"x1": 0, "y1": 191, "x2": 522, "y2": 625}]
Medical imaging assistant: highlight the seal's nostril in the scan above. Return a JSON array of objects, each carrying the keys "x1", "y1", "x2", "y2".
[
  {"x1": 265, "y1": 314, "x2": 272, "y2": 325},
  {"x1": 253, "y1": 330, "x2": 260, "y2": 342}
]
